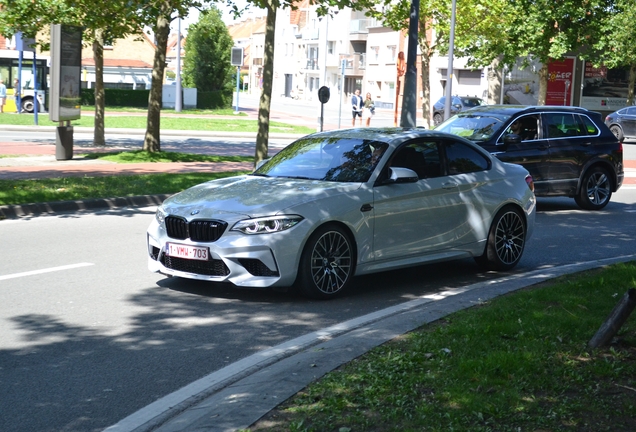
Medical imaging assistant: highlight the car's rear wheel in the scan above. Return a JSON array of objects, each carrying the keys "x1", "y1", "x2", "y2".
[
  {"x1": 475, "y1": 206, "x2": 526, "y2": 271},
  {"x1": 296, "y1": 224, "x2": 354, "y2": 299},
  {"x1": 433, "y1": 113, "x2": 443, "y2": 126},
  {"x1": 575, "y1": 166, "x2": 612, "y2": 210},
  {"x1": 610, "y1": 125, "x2": 624, "y2": 142}
]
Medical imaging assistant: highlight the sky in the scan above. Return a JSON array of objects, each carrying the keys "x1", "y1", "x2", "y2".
[{"x1": 171, "y1": 2, "x2": 266, "y2": 34}]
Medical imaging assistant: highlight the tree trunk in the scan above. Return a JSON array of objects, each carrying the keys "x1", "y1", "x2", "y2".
[
  {"x1": 537, "y1": 63, "x2": 549, "y2": 106},
  {"x1": 627, "y1": 63, "x2": 636, "y2": 106},
  {"x1": 254, "y1": 2, "x2": 276, "y2": 167},
  {"x1": 418, "y1": 21, "x2": 432, "y2": 129},
  {"x1": 143, "y1": 3, "x2": 171, "y2": 153},
  {"x1": 93, "y1": 29, "x2": 105, "y2": 147},
  {"x1": 588, "y1": 289, "x2": 636, "y2": 350}
]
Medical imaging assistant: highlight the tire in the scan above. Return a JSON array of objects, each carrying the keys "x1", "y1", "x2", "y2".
[
  {"x1": 433, "y1": 113, "x2": 443, "y2": 126},
  {"x1": 21, "y1": 98, "x2": 34, "y2": 113},
  {"x1": 609, "y1": 125, "x2": 624, "y2": 142},
  {"x1": 296, "y1": 225, "x2": 354, "y2": 299},
  {"x1": 475, "y1": 206, "x2": 526, "y2": 271},
  {"x1": 575, "y1": 166, "x2": 612, "y2": 210}
]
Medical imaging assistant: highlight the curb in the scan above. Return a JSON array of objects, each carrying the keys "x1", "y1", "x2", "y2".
[{"x1": 0, "y1": 194, "x2": 169, "y2": 219}]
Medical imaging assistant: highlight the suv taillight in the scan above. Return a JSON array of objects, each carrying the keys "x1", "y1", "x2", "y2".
[{"x1": 525, "y1": 175, "x2": 535, "y2": 192}]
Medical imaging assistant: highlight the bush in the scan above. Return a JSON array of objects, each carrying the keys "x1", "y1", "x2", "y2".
[
  {"x1": 81, "y1": 88, "x2": 149, "y2": 108},
  {"x1": 197, "y1": 90, "x2": 233, "y2": 109}
]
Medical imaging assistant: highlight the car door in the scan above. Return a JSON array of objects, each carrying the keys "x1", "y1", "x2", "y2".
[
  {"x1": 544, "y1": 112, "x2": 590, "y2": 195},
  {"x1": 622, "y1": 107, "x2": 636, "y2": 137},
  {"x1": 372, "y1": 139, "x2": 490, "y2": 261},
  {"x1": 372, "y1": 139, "x2": 461, "y2": 261},
  {"x1": 494, "y1": 114, "x2": 551, "y2": 195}
]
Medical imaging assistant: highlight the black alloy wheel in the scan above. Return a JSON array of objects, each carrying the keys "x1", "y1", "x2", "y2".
[
  {"x1": 297, "y1": 225, "x2": 354, "y2": 299},
  {"x1": 475, "y1": 206, "x2": 526, "y2": 271},
  {"x1": 575, "y1": 166, "x2": 612, "y2": 210}
]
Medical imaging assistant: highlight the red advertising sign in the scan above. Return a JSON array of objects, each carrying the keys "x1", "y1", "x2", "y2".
[{"x1": 546, "y1": 58, "x2": 575, "y2": 105}]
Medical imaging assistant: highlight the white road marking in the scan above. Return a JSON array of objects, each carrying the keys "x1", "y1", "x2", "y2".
[{"x1": 0, "y1": 263, "x2": 94, "y2": 281}]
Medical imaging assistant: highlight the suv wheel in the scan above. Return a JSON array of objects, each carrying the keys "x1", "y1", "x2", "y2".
[
  {"x1": 433, "y1": 113, "x2": 443, "y2": 126},
  {"x1": 609, "y1": 125, "x2": 624, "y2": 142},
  {"x1": 575, "y1": 166, "x2": 612, "y2": 210}
]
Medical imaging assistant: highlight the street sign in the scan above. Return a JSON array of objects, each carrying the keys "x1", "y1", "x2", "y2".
[
  {"x1": 318, "y1": 86, "x2": 330, "y2": 104},
  {"x1": 231, "y1": 47, "x2": 244, "y2": 67}
]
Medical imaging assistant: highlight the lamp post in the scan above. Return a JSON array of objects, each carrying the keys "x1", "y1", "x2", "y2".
[
  {"x1": 175, "y1": 18, "x2": 182, "y2": 113},
  {"x1": 443, "y1": 0, "x2": 457, "y2": 121}
]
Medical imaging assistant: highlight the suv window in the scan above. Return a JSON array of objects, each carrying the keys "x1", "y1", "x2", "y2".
[
  {"x1": 545, "y1": 113, "x2": 585, "y2": 138},
  {"x1": 580, "y1": 115, "x2": 600, "y2": 135}
]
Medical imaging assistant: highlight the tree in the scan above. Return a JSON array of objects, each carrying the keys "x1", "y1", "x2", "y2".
[
  {"x1": 136, "y1": 0, "x2": 202, "y2": 152},
  {"x1": 456, "y1": 0, "x2": 612, "y2": 105},
  {"x1": 0, "y1": 0, "x2": 145, "y2": 146},
  {"x1": 182, "y1": 6, "x2": 234, "y2": 92},
  {"x1": 590, "y1": 0, "x2": 636, "y2": 104}
]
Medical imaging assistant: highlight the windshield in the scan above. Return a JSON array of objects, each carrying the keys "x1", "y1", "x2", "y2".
[
  {"x1": 435, "y1": 114, "x2": 508, "y2": 142},
  {"x1": 253, "y1": 136, "x2": 388, "y2": 182}
]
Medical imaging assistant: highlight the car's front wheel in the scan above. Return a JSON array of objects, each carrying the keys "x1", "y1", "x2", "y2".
[
  {"x1": 433, "y1": 113, "x2": 443, "y2": 126},
  {"x1": 296, "y1": 224, "x2": 354, "y2": 299},
  {"x1": 475, "y1": 206, "x2": 526, "y2": 271},
  {"x1": 610, "y1": 125, "x2": 624, "y2": 142},
  {"x1": 575, "y1": 166, "x2": 612, "y2": 210}
]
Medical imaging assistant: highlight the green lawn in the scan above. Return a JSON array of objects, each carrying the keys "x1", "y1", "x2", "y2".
[{"x1": 248, "y1": 264, "x2": 636, "y2": 432}]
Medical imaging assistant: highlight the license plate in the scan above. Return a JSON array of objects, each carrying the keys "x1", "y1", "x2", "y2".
[{"x1": 166, "y1": 243, "x2": 209, "y2": 261}]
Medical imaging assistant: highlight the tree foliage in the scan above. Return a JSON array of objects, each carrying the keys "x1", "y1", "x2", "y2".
[{"x1": 182, "y1": 6, "x2": 234, "y2": 92}]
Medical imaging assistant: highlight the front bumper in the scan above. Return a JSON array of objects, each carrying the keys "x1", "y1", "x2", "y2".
[{"x1": 146, "y1": 218, "x2": 309, "y2": 288}]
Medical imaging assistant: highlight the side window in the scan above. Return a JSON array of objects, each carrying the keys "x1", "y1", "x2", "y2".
[
  {"x1": 579, "y1": 115, "x2": 599, "y2": 136},
  {"x1": 545, "y1": 113, "x2": 584, "y2": 138},
  {"x1": 502, "y1": 114, "x2": 540, "y2": 142},
  {"x1": 445, "y1": 141, "x2": 490, "y2": 175},
  {"x1": 626, "y1": 107, "x2": 636, "y2": 115},
  {"x1": 390, "y1": 141, "x2": 442, "y2": 179}
]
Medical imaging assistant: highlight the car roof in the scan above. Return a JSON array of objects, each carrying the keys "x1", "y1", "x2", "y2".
[
  {"x1": 461, "y1": 104, "x2": 591, "y2": 116},
  {"x1": 308, "y1": 127, "x2": 476, "y2": 146}
]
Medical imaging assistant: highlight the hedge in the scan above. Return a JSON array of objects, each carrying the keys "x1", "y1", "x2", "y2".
[{"x1": 80, "y1": 88, "x2": 233, "y2": 110}]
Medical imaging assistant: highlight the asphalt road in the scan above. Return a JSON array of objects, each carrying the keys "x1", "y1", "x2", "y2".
[{"x1": 2, "y1": 183, "x2": 636, "y2": 431}]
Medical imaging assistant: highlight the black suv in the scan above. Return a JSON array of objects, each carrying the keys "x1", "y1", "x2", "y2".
[
  {"x1": 432, "y1": 96, "x2": 484, "y2": 126},
  {"x1": 436, "y1": 105, "x2": 624, "y2": 210}
]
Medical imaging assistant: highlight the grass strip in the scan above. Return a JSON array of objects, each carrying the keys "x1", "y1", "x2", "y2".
[
  {"x1": 0, "y1": 172, "x2": 246, "y2": 206},
  {"x1": 79, "y1": 150, "x2": 253, "y2": 164},
  {"x1": 249, "y1": 264, "x2": 636, "y2": 432},
  {"x1": 0, "y1": 112, "x2": 314, "y2": 134}
]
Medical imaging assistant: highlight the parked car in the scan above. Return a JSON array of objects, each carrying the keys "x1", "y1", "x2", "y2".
[
  {"x1": 436, "y1": 105, "x2": 624, "y2": 210},
  {"x1": 147, "y1": 128, "x2": 536, "y2": 299},
  {"x1": 604, "y1": 106, "x2": 636, "y2": 142},
  {"x1": 433, "y1": 96, "x2": 485, "y2": 126}
]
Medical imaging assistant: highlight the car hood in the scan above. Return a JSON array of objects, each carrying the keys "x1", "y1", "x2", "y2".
[{"x1": 161, "y1": 175, "x2": 360, "y2": 219}]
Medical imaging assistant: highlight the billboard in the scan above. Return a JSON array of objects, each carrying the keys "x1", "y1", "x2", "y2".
[
  {"x1": 580, "y1": 63, "x2": 632, "y2": 111},
  {"x1": 49, "y1": 24, "x2": 82, "y2": 122}
]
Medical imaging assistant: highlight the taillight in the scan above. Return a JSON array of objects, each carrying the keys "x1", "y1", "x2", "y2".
[{"x1": 525, "y1": 175, "x2": 534, "y2": 192}]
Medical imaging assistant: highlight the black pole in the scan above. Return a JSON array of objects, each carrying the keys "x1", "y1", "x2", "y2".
[{"x1": 399, "y1": 0, "x2": 419, "y2": 128}]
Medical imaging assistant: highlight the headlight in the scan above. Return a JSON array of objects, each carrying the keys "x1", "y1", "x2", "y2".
[
  {"x1": 232, "y1": 215, "x2": 303, "y2": 234},
  {"x1": 155, "y1": 206, "x2": 167, "y2": 225}
]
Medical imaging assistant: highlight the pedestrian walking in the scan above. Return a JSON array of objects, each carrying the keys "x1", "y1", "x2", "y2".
[
  {"x1": 351, "y1": 89, "x2": 363, "y2": 127},
  {"x1": 363, "y1": 92, "x2": 375, "y2": 127},
  {"x1": 0, "y1": 80, "x2": 7, "y2": 113}
]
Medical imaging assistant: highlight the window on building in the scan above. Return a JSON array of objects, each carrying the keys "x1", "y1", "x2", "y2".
[
  {"x1": 370, "y1": 46, "x2": 379, "y2": 64},
  {"x1": 457, "y1": 70, "x2": 481, "y2": 86},
  {"x1": 387, "y1": 45, "x2": 397, "y2": 64}
]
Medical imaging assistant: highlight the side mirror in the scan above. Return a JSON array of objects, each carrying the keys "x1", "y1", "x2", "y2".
[
  {"x1": 385, "y1": 167, "x2": 419, "y2": 184},
  {"x1": 500, "y1": 134, "x2": 521, "y2": 150}
]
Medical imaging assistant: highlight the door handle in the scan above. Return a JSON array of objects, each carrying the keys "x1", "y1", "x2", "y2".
[{"x1": 442, "y1": 182, "x2": 458, "y2": 189}]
